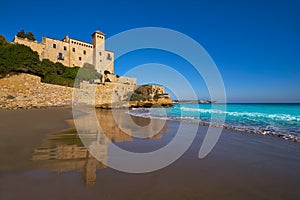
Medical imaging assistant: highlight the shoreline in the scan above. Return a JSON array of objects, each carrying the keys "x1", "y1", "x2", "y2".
[
  {"x1": 1, "y1": 105, "x2": 299, "y2": 143},
  {"x1": 127, "y1": 109, "x2": 300, "y2": 143},
  {"x1": 0, "y1": 107, "x2": 299, "y2": 199}
]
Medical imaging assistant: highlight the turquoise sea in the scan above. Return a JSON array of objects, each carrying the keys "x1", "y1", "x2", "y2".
[{"x1": 129, "y1": 103, "x2": 300, "y2": 140}]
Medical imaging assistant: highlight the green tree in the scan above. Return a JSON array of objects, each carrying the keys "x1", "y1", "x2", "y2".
[
  {"x1": 25, "y1": 32, "x2": 36, "y2": 41},
  {"x1": 0, "y1": 35, "x2": 8, "y2": 47},
  {"x1": 40, "y1": 59, "x2": 66, "y2": 76},
  {"x1": 76, "y1": 63, "x2": 102, "y2": 81},
  {"x1": 16, "y1": 30, "x2": 26, "y2": 38},
  {"x1": 61, "y1": 67, "x2": 80, "y2": 79},
  {"x1": 54, "y1": 62, "x2": 65, "y2": 75},
  {"x1": 0, "y1": 44, "x2": 40, "y2": 74}
]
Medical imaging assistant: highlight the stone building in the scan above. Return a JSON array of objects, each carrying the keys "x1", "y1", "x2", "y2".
[
  {"x1": 13, "y1": 30, "x2": 115, "y2": 76},
  {"x1": 8, "y1": 30, "x2": 173, "y2": 107}
]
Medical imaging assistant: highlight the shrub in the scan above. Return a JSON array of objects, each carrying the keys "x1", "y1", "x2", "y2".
[
  {"x1": 134, "y1": 89, "x2": 143, "y2": 94},
  {"x1": 130, "y1": 93, "x2": 146, "y2": 101},
  {"x1": 0, "y1": 35, "x2": 8, "y2": 47},
  {"x1": 61, "y1": 67, "x2": 79, "y2": 79},
  {"x1": 16, "y1": 30, "x2": 26, "y2": 38},
  {"x1": 76, "y1": 63, "x2": 101, "y2": 81},
  {"x1": 25, "y1": 32, "x2": 36, "y2": 41},
  {"x1": 16, "y1": 30, "x2": 36, "y2": 41},
  {"x1": 43, "y1": 74, "x2": 75, "y2": 87},
  {"x1": 0, "y1": 44, "x2": 40, "y2": 74}
]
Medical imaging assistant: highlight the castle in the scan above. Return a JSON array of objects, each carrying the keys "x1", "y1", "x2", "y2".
[
  {"x1": 13, "y1": 30, "x2": 125, "y2": 82},
  {"x1": 8, "y1": 30, "x2": 173, "y2": 108}
]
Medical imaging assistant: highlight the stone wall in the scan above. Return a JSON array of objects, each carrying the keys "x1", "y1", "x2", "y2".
[
  {"x1": 0, "y1": 73, "x2": 172, "y2": 109},
  {"x1": 13, "y1": 36, "x2": 45, "y2": 58},
  {"x1": 0, "y1": 73, "x2": 73, "y2": 109},
  {"x1": 105, "y1": 74, "x2": 137, "y2": 85},
  {"x1": 75, "y1": 81, "x2": 136, "y2": 108},
  {"x1": 75, "y1": 82, "x2": 173, "y2": 108},
  {"x1": 43, "y1": 37, "x2": 71, "y2": 67},
  {"x1": 67, "y1": 37, "x2": 94, "y2": 67}
]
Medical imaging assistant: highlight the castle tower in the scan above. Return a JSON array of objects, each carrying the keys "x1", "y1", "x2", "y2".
[{"x1": 92, "y1": 30, "x2": 106, "y2": 73}]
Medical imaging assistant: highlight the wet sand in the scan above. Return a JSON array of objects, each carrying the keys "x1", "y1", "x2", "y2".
[{"x1": 0, "y1": 108, "x2": 299, "y2": 200}]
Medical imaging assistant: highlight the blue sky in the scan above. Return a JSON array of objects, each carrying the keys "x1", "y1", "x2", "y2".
[{"x1": 1, "y1": 0, "x2": 299, "y2": 102}]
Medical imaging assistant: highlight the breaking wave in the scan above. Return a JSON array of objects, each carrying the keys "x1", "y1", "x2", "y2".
[
  {"x1": 180, "y1": 107, "x2": 300, "y2": 122},
  {"x1": 128, "y1": 104, "x2": 300, "y2": 142}
]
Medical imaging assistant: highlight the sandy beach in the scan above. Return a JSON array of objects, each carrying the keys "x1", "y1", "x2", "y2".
[{"x1": 0, "y1": 108, "x2": 299, "y2": 200}]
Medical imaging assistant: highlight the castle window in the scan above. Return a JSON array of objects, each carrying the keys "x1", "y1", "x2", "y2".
[
  {"x1": 99, "y1": 52, "x2": 102, "y2": 56},
  {"x1": 58, "y1": 53, "x2": 64, "y2": 60},
  {"x1": 53, "y1": 44, "x2": 56, "y2": 48},
  {"x1": 72, "y1": 48, "x2": 75, "y2": 52},
  {"x1": 107, "y1": 53, "x2": 112, "y2": 60},
  {"x1": 79, "y1": 57, "x2": 82, "y2": 61},
  {"x1": 64, "y1": 46, "x2": 67, "y2": 51},
  {"x1": 83, "y1": 50, "x2": 86, "y2": 55}
]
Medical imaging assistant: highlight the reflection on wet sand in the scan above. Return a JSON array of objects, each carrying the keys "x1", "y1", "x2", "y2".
[{"x1": 32, "y1": 109, "x2": 170, "y2": 186}]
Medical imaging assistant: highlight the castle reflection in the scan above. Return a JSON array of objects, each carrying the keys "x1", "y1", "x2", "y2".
[{"x1": 32, "y1": 109, "x2": 169, "y2": 186}]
